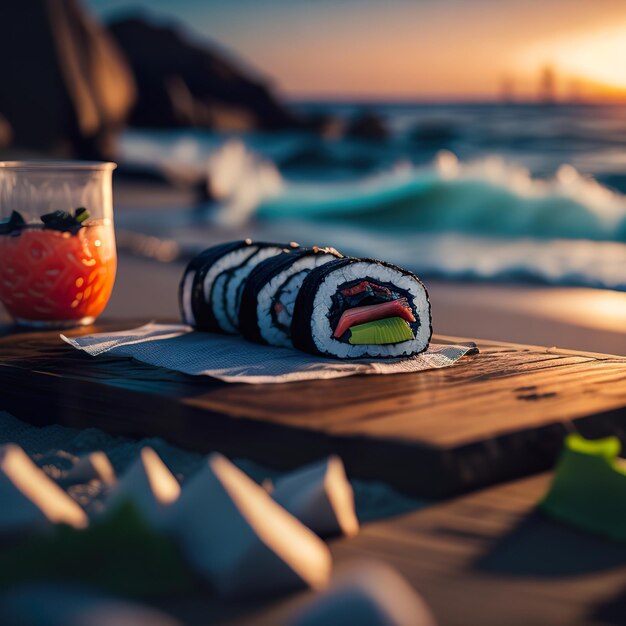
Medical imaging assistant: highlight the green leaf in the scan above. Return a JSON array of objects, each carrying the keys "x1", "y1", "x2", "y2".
[{"x1": 0, "y1": 501, "x2": 196, "y2": 598}]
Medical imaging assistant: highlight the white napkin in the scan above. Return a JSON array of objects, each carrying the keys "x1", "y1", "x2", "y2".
[{"x1": 62, "y1": 323, "x2": 476, "y2": 384}]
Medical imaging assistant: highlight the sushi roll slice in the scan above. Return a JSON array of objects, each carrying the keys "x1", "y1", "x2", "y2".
[
  {"x1": 292, "y1": 258, "x2": 432, "y2": 359},
  {"x1": 239, "y1": 247, "x2": 343, "y2": 347},
  {"x1": 180, "y1": 240, "x2": 295, "y2": 332},
  {"x1": 216, "y1": 241, "x2": 299, "y2": 333}
]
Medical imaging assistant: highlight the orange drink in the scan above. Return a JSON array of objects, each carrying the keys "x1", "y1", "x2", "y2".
[
  {"x1": 0, "y1": 161, "x2": 117, "y2": 327},
  {"x1": 0, "y1": 223, "x2": 116, "y2": 324}
]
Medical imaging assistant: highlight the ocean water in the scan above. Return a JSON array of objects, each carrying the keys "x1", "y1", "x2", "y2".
[{"x1": 118, "y1": 103, "x2": 626, "y2": 291}]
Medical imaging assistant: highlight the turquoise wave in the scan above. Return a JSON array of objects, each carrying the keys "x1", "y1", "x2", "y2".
[{"x1": 258, "y1": 158, "x2": 626, "y2": 242}]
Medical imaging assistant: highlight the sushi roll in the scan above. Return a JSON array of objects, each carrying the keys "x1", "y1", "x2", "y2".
[
  {"x1": 239, "y1": 246, "x2": 343, "y2": 347},
  {"x1": 179, "y1": 240, "x2": 296, "y2": 332},
  {"x1": 218, "y1": 241, "x2": 299, "y2": 333},
  {"x1": 291, "y1": 258, "x2": 432, "y2": 359}
]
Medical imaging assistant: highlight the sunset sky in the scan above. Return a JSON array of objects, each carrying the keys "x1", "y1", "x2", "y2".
[{"x1": 88, "y1": 0, "x2": 626, "y2": 102}]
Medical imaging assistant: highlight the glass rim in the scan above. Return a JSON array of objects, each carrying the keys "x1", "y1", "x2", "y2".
[{"x1": 0, "y1": 160, "x2": 117, "y2": 172}]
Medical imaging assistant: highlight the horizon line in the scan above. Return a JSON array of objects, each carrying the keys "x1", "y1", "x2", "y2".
[{"x1": 284, "y1": 94, "x2": 626, "y2": 106}]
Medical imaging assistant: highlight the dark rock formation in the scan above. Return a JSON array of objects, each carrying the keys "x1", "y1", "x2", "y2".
[
  {"x1": 108, "y1": 16, "x2": 301, "y2": 132},
  {"x1": 301, "y1": 112, "x2": 345, "y2": 139},
  {"x1": 0, "y1": 116, "x2": 12, "y2": 150},
  {"x1": 346, "y1": 111, "x2": 389, "y2": 141},
  {"x1": 0, "y1": 0, "x2": 135, "y2": 159}
]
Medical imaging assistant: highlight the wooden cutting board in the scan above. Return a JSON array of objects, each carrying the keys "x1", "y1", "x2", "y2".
[{"x1": 1, "y1": 320, "x2": 626, "y2": 498}]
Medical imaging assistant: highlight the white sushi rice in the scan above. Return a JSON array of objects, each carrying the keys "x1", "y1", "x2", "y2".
[
  {"x1": 206, "y1": 246, "x2": 258, "y2": 331},
  {"x1": 224, "y1": 245, "x2": 285, "y2": 331},
  {"x1": 310, "y1": 261, "x2": 431, "y2": 358},
  {"x1": 257, "y1": 253, "x2": 338, "y2": 347},
  {"x1": 274, "y1": 270, "x2": 307, "y2": 330}
]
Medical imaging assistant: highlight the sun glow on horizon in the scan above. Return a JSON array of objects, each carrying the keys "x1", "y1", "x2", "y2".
[
  {"x1": 87, "y1": 0, "x2": 626, "y2": 102},
  {"x1": 519, "y1": 23, "x2": 626, "y2": 99}
]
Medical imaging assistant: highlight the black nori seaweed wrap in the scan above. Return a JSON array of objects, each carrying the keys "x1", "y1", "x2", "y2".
[
  {"x1": 239, "y1": 247, "x2": 341, "y2": 344},
  {"x1": 179, "y1": 239, "x2": 254, "y2": 331},
  {"x1": 291, "y1": 257, "x2": 355, "y2": 355},
  {"x1": 222, "y1": 240, "x2": 300, "y2": 331},
  {"x1": 291, "y1": 257, "x2": 433, "y2": 358}
]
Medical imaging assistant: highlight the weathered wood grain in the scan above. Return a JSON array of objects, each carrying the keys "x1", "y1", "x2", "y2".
[{"x1": 1, "y1": 321, "x2": 626, "y2": 498}]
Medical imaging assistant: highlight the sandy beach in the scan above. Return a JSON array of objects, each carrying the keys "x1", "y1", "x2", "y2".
[
  {"x1": 3, "y1": 2, "x2": 626, "y2": 625},
  {"x1": 2, "y1": 2, "x2": 626, "y2": 623},
  {"x1": 110, "y1": 178, "x2": 626, "y2": 355},
  {"x1": 3, "y1": 176, "x2": 624, "y2": 357},
  {"x1": 105, "y1": 254, "x2": 626, "y2": 355},
  {"x1": 105, "y1": 177, "x2": 626, "y2": 357},
  {"x1": 97, "y1": 253, "x2": 626, "y2": 356}
]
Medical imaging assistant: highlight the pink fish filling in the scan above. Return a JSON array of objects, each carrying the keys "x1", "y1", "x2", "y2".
[{"x1": 333, "y1": 298, "x2": 416, "y2": 339}]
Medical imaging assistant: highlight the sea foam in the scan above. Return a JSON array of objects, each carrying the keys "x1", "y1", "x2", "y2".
[
  {"x1": 258, "y1": 151, "x2": 626, "y2": 241},
  {"x1": 118, "y1": 130, "x2": 626, "y2": 290}
]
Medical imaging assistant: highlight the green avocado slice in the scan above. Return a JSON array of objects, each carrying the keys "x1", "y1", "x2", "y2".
[{"x1": 348, "y1": 316, "x2": 414, "y2": 345}]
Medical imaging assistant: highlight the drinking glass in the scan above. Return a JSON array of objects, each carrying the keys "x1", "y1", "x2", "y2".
[{"x1": 0, "y1": 161, "x2": 117, "y2": 327}]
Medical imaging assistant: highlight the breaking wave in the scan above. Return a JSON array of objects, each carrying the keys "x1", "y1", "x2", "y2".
[
  {"x1": 119, "y1": 131, "x2": 626, "y2": 291},
  {"x1": 255, "y1": 151, "x2": 626, "y2": 241}
]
